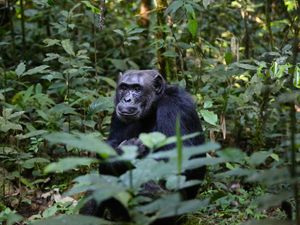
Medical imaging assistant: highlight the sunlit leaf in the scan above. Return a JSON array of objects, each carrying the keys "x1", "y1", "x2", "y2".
[
  {"x1": 22, "y1": 65, "x2": 50, "y2": 76},
  {"x1": 139, "y1": 132, "x2": 167, "y2": 150},
  {"x1": 217, "y1": 148, "x2": 246, "y2": 163},
  {"x1": 15, "y1": 62, "x2": 26, "y2": 76},
  {"x1": 82, "y1": 1, "x2": 100, "y2": 14},
  {"x1": 61, "y1": 39, "x2": 75, "y2": 56},
  {"x1": 45, "y1": 132, "x2": 115, "y2": 156},
  {"x1": 31, "y1": 215, "x2": 113, "y2": 225},
  {"x1": 248, "y1": 151, "x2": 272, "y2": 166},
  {"x1": 17, "y1": 130, "x2": 48, "y2": 140},
  {"x1": 44, "y1": 157, "x2": 97, "y2": 173},
  {"x1": 200, "y1": 110, "x2": 218, "y2": 125},
  {"x1": 203, "y1": 0, "x2": 215, "y2": 8},
  {"x1": 188, "y1": 19, "x2": 198, "y2": 38},
  {"x1": 165, "y1": 0, "x2": 184, "y2": 15}
]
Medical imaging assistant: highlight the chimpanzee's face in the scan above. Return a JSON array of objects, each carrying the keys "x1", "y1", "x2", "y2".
[{"x1": 115, "y1": 70, "x2": 165, "y2": 122}]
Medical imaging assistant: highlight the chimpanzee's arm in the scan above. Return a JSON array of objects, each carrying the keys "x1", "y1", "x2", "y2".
[
  {"x1": 155, "y1": 88, "x2": 206, "y2": 199},
  {"x1": 98, "y1": 112, "x2": 135, "y2": 176}
]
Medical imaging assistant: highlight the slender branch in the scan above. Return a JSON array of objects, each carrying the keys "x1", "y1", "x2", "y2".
[{"x1": 265, "y1": 0, "x2": 274, "y2": 50}]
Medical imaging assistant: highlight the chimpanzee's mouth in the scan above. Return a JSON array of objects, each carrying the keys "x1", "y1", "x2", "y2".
[
  {"x1": 116, "y1": 109, "x2": 139, "y2": 121},
  {"x1": 119, "y1": 111, "x2": 138, "y2": 116}
]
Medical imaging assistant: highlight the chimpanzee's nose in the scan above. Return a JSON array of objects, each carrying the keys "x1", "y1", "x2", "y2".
[{"x1": 124, "y1": 96, "x2": 131, "y2": 103}]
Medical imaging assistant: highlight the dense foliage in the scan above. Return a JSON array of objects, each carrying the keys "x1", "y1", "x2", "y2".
[{"x1": 0, "y1": 0, "x2": 299, "y2": 225}]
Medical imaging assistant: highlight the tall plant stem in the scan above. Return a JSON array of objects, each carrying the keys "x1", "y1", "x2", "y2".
[
  {"x1": 20, "y1": 0, "x2": 26, "y2": 59},
  {"x1": 265, "y1": 0, "x2": 274, "y2": 50}
]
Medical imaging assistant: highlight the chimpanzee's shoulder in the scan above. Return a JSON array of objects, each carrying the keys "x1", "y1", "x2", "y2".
[{"x1": 162, "y1": 85, "x2": 195, "y2": 108}]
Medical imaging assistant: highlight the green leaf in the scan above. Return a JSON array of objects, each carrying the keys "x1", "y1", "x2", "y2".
[
  {"x1": 165, "y1": 0, "x2": 184, "y2": 15},
  {"x1": 22, "y1": 157, "x2": 50, "y2": 169},
  {"x1": 42, "y1": 205, "x2": 58, "y2": 218},
  {"x1": 152, "y1": 142, "x2": 221, "y2": 160},
  {"x1": 22, "y1": 65, "x2": 50, "y2": 76},
  {"x1": 248, "y1": 151, "x2": 272, "y2": 166},
  {"x1": 45, "y1": 132, "x2": 115, "y2": 156},
  {"x1": 15, "y1": 62, "x2": 26, "y2": 76},
  {"x1": 17, "y1": 130, "x2": 48, "y2": 140},
  {"x1": 139, "y1": 193, "x2": 208, "y2": 218},
  {"x1": 113, "y1": 29, "x2": 125, "y2": 36},
  {"x1": 294, "y1": 65, "x2": 300, "y2": 88},
  {"x1": 270, "y1": 153, "x2": 279, "y2": 161},
  {"x1": 82, "y1": 1, "x2": 100, "y2": 14},
  {"x1": 254, "y1": 191, "x2": 293, "y2": 210},
  {"x1": 0, "y1": 120, "x2": 23, "y2": 132},
  {"x1": 109, "y1": 59, "x2": 127, "y2": 70},
  {"x1": 43, "y1": 53, "x2": 61, "y2": 62},
  {"x1": 121, "y1": 159, "x2": 173, "y2": 188},
  {"x1": 98, "y1": 76, "x2": 117, "y2": 88},
  {"x1": 0, "y1": 209, "x2": 23, "y2": 225},
  {"x1": 224, "y1": 52, "x2": 233, "y2": 65},
  {"x1": 44, "y1": 157, "x2": 96, "y2": 173},
  {"x1": 200, "y1": 110, "x2": 218, "y2": 125},
  {"x1": 162, "y1": 50, "x2": 178, "y2": 58},
  {"x1": 203, "y1": 100, "x2": 213, "y2": 108},
  {"x1": 217, "y1": 148, "x2": 246, "y2": 163},
  {"x1": 43, "y1": 38, "x2": 60, "y2": 47},
  {"x1": 31, "y1": 215, "x2": 113, "y2": 225},
  {"x1": 87, "y1": 96, "x2": 114, "y2": 117},
  {"x1": 244, "y1": 219, "x2": 295, "y2": 225},
  {"x1": 6, "y1": 110, "x2": 25, "y2": 119},
  {"x1": 61, "y1": 39, "x2": 75, "y2": 56},
  {"x1": 235, "y1": 62, "x2": 257, "y2": 71},
  {"x1": 127, "y1": 27, "x2": 145, "y2": 35},
  {"x1": 67, "y1": 174, "x2": 124, "y2": 199},
  {"x1": 184, "y1": 4, "x2": 195, "y2": 17},
  {"x1": 184, "y1": 157, "x2": 226, "y2": 170},
  {"x1": 187, "y1": 19, "x2": 198, "y2": 38},
  {"x1": 139, "y1": 132, "x2": 167, "y2": 150},
  {"x1": 203, "y1": 0, "x2": 215, "y2": 8}
]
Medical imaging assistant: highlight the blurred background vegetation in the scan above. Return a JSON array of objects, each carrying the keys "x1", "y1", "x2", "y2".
[{"x1": 0, "y1": 0, "x2": 299, "y2": 225}]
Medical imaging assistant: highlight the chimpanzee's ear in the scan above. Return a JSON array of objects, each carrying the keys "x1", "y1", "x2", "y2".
[
  {"x1": 153, "y1": 72, "x2": 165, "y2": 95},
  {"x1": 118, "y1": 72, "x2": 123, "y2": 82}
]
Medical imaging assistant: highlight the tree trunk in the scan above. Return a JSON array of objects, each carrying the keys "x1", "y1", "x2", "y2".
[{"x1": 155, "y1": 0, "x2": 168, "y2": 78}]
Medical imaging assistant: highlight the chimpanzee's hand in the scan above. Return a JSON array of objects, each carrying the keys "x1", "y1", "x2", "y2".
[{"x1": 117, "y1": 138, "x2": 148, "y2": 158}]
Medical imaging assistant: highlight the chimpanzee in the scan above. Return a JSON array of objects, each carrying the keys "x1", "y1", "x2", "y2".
[{"x1": 80, "y1": 70, "x2": 205, "y2": 224}]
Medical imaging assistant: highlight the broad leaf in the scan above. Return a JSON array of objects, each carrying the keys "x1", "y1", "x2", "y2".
[
  {"x1": 188, "y1": 19, "x2": 198, "y2": 38},
  {"x1": 61, "y1": 39, "x2": 75, "y2": 56},
  {"x1": 15, "y1": 62, "x2": 26, "y2": 76},
  {"x1": 139, "y1": 132, "x2": 167, "y2": 149},
  {"x1": 44, "y1": 157, "x2": 97, "y2": 173},
  {"x1": 200, "y1": 110, "x2": 218, "y2": 125},
  {"x1": 45, "y1": 132, "x2": 115, "y2": 156},
  {"x1": 22, "y1": 65, "x2": 50, "y2": 76},
  {"x1": 31, "y1": 215, "x2": 113, "y2": 225}
]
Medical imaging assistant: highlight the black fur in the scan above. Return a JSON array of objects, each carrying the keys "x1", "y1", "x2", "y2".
[{"x1": 80, "y1": 72, "x2": 205, "y2": 224}]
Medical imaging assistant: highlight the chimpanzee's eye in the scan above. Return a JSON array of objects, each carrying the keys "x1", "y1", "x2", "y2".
[
  {"x1": 119, "y1": 84, "x2": 127, "y2": 91},
  {"x1": 133, "y1": 85, "x2": 142, "y2": 92}
]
